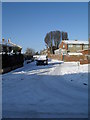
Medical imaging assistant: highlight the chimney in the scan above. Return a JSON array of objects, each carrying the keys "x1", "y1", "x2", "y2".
[
  {"x1": 2, "y1": 38, "x2": 4, "y2": 42},
  {"x1": 8, "y1": 39, "x2": 11, "y2": 43}
]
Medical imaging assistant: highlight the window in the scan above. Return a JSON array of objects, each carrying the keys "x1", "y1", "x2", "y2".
[
  {"x1": 63, "y1": 45, "x2": 65, "y2": 48},
  {"x1": 84, "y1": 45, "x2": 88, "y2": 48},
  {"x1": 76, "y1": 45, "x2": 80, "y2": 47},
  {"x1": 68, "y1": 44, "x2": 73, "y2": 47}
]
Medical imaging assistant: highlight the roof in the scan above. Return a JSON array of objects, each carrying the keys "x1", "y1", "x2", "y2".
[
  {"x1": 8, "y1": 41, "x2": 22, "y2": 49},
  {"x1": 0, "y1": 41, "x2": 13, "y2": 47},
  {"x1": 0, "y1": 41, "x2": 22, "y2": 49},
  {"x1": 62, "y1": 40, "x2": 88, "y2": 45}
]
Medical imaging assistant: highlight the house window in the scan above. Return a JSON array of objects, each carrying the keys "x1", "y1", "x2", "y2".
[
  {"x1": 76, "y1": 45, "x2": 80, "y2": 47},
  {"x1": 63, "y1": 45, "x2": 65, "y2": 48},
  {"x1": 68, "y1": 45, "x2": 73, "y2": 47},
  {"x1": 84, "y1": 45, "x2": 88, "y2": 48}
]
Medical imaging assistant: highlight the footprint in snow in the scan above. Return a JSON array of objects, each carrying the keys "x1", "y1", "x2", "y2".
[
  {"x1": 71, "y1": 80, "x2": 73, "y2": 81},
  {"x1": 83, "y1": 83, "x2": 87, "y2": 86}
]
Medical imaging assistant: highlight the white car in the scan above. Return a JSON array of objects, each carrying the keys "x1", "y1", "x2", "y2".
[{"x1": 36, "y1": 55, "x2": 48, "y2": 66}]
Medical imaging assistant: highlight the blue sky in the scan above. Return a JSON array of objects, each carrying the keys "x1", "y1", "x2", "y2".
[
  {"x1": 2, "y1": 2, "x2": 88, "y2": 52},
  {"x1": 89, "y1": 2, "x2": 90, "y2": 37}
]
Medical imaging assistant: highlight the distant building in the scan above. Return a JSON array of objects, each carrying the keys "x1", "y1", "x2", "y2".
[
  {"x1": 0, "y1": 38, "x2": 22, "y2": 54},
  {"x1": 59, "y1": 40, "x2": 89, "y2": 53},
  {"x1": 40, "y1": 49, "x2": 48, "y2": 55},
  {"x1": 0, "y1": 38, "x2": 24, "y2": 74},
  {"x1": 53, "y1": 40, "x2": 89, "y2": 64}
]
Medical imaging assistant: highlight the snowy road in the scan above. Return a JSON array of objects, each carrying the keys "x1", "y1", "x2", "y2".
[{"x1": 2, "y1": 60, "x2": 88, "y2": 118}]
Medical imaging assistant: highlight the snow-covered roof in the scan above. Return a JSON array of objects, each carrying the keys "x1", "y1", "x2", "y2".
[
  {"x1": 33, "y1": 55, "x2": 47, "y2": 60},
  {"x1": 68, "y1": 52, "x2": 83, "y2": 55},
  {"x1": 0, "y1": 40, "x2": 22, "y2": 49},
  {"x1": 62, "y1": 40, "x2": 88, "y2": 45},
  {"x1": 0, "y1": 42, "x2": 13, "y2": 47},
  {"x1": 8, "y1": 41, "x2": 22, "y2": 49}
]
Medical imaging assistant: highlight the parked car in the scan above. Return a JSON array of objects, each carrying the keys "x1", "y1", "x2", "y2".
[{"x1": 36, "y1": 55, "x2": 48, "y2": 66}]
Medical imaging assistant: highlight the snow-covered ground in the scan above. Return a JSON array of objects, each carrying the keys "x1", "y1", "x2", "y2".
[{"x1": 2, "y1": 59, "x2": 88, "y2": 118}]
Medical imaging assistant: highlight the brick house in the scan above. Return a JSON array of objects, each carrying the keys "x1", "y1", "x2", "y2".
[
  {"x1": 59, "y1": 40, "x2": 89, "y2": 53},
  {"x1": 53, "y1": 40, "x2": 90, "y2": 64}
]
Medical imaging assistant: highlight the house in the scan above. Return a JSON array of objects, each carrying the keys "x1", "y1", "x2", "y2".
[
  {"x1": 53, "y1": 40, "x2": 90, "y2": 64},
  {"x1": 0, "y1": 38, "x2": 22, "y2": 54},
  {"x1": 0, "y1": 38, "x2": 24, "y2": 74},
  {"x1": 59, "y1": 40, "x2": 89, "y2": 53}
]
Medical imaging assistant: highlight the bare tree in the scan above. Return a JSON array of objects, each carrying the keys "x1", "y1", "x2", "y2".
[
  {"x1": 62, "y1": 32, "x2": 68, "y2": 40},
  {"x1": 44, "y1": 30, "x2": 66, "y2": 53},
  {"x1": 25, "y1": 48, "x2": 35, "y2": 56}
]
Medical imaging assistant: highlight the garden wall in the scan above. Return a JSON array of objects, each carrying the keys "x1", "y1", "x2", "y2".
[
  {"x1": 48, "y1": 54, "x2": 62, "y2": 61},
  {"x1": 63, "y1": 55, "x2": 85, "y2": 62},
  {"x1": 48, "y1": 53, "x2": 89, "y2": 64}
]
